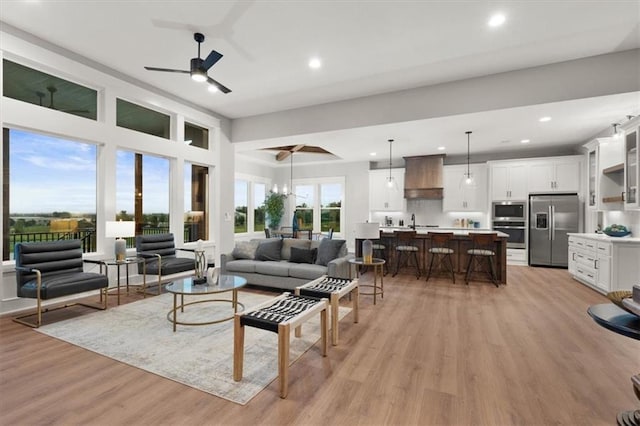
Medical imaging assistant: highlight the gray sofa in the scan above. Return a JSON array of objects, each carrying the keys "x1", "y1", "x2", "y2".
[{"x1": 220, "y1": 238, "x2": 353, "y2": 290}]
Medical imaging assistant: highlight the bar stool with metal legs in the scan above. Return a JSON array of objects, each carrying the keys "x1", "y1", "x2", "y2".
[
  {"x1": 392, "y1": 230, "x2": 421, "y2": 279},
  {"x1": 425, "y1": 232, "x2": 455, "y2": 283},
  {"x1": 372, "y1": 230, "x2": 389, "y2": 275},
  {"x1": 465, "y1": 232, "x2": 499, "y2": 287}
]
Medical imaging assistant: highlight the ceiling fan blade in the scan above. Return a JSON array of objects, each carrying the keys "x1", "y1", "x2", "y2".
[
  {"x1": 144, "y1": 66, "x2": 190, "y2": 74},
  {"x1": 276, "y1": 144, "x2": 305, "y2": 161},
  {"x1": 206, "y1": 76, "x2": 232, "y2": 94},
  {"x1": 202, "y1": 50, "x2": 223, "y2": 70}
]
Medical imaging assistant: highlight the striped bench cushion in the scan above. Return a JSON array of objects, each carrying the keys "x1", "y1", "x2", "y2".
[
  {"x1": 240, "y1": 294, "x2": 323, "y2": 333},
  {"x1": 299, "y1": 277, "x2": 353, "y2": 299}
]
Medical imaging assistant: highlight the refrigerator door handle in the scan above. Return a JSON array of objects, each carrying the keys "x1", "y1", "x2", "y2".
[
  {"x1": 548, "y1": 206, "x2": 552, "y2": 240},
  {"x1": 550, "y1": 205, "x2": 555, "y2": 240}
]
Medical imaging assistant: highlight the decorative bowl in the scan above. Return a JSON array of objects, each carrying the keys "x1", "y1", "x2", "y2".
[{"x1": 602, "y1": 230, "x2": 631, "y2": 237}]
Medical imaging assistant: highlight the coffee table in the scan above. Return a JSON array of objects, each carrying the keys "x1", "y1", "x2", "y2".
[{"x1": 165, "y1": 275, "x2": 247, "y2": 332}]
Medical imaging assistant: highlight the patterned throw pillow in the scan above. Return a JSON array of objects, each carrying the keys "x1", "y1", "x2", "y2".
[
  {"x1": 255, "y1": 239, "x2": 283, "y2": 261},
  {"x1": 231, "y1": 240, "x2": 259, "y2": 259},
  {"x1": 315, "y1": 239, "x2": 346, "y2": 266},
  {"x1": 289, "y1": 247, "x2": 317, "y2": 264}
]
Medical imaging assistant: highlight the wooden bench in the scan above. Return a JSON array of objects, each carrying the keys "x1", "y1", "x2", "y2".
[
  {"x1": 233, "y1": 293, "x2": 328, "y2": 398},
  {"x1": 295, "y1": 276, "x2": 358, "y2": 346}
]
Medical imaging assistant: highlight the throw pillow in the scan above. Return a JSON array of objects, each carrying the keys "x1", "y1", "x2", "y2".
[
  {"x1": 231, "y1": 240, "x2": 259, "y2": 259},
  {"x1": 315, "y1": 239, "x2": 346, "y2": 266},
  {"x1": 289, "y1": 247, "x2": 317, "y2": 264},
  {"x1": 280, "y1": 238, "x2": 311, "y2": 260},
  {"x1": 255, "y1": 239, "x2": 283, "y2": 261}
]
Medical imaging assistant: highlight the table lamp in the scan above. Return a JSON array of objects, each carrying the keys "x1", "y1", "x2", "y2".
[
  {"x1": 355, "y1": 222, "x2": 380, "y2": 264},
  {"x1": 105, "y1": 221, "x2": 135, "y2": 261}
]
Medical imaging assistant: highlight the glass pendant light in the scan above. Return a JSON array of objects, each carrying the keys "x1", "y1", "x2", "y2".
[
  {"x1": 461, "y1": 131, "x2": 476, "y2": 187},
  {"x1": 387, "y1": 139, "x2": 395, "y2": 188}
]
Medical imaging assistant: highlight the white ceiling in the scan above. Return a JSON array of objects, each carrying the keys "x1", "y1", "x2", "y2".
[{"x1": 1, "y1": 1, "x2": 639, "y2": 163}]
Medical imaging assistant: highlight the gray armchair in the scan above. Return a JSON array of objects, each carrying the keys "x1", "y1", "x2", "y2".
[
  {"x1": 14, "y1": 240, "x2": 109, "y2": 328},
  {"x1": 135, "y1": 233, "x2": 196, "y2": 295}
]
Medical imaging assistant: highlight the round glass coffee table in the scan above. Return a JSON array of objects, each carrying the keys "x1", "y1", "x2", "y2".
[
  {"x1": 348, "y1": 257, "x2": 385, "y2": 305},
  {"x1": 165, "y1": 275, "x2": 247, "y2": 332}
]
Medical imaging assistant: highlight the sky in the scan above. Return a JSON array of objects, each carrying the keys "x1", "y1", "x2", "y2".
[{"x1": 10, "y1": 129, "x2": 169, "y2": 215}]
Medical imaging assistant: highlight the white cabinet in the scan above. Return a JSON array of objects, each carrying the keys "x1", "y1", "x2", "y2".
[
  {"x1": 583, "y1": 137, "x2": 622, "y2": 210},
  {"x1": 527, "y1": 156, "x2": 581, "y2": 193},
  {"x1": 369, "y1": 168, "x2": 405, "y2": 211},
  {"x1": 489, "y1": 162, "x2": 527, "y2": 200},
  {"x1": 568, "y1": 234, "x2": 640, "y2": 294},
  {"x1": 443, "y1": 164, "x2": 487, "y2": 211}
]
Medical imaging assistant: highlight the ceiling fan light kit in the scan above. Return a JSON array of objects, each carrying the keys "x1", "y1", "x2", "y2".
[{"x1": 145, "y1": 32, "x2": 231, "y2": 93}]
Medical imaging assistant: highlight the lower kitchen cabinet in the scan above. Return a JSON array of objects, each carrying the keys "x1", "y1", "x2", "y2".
[{"x1": 568, "y1": 234, "x2": 639, "y2": 294}]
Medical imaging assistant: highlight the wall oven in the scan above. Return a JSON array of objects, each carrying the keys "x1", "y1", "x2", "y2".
[{"x1": 492, "y1": 201, "x2": 526, "y2": 249}]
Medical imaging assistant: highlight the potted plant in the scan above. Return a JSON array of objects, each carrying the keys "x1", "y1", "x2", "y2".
[{"x1": 264, "y1": 191, "x2": 286, "y2": 230}]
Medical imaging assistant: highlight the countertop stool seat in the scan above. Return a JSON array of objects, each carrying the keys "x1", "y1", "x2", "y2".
[
  {"x1": 392, "y1": 230, "x2": 421, "y2": 279},
  {"x1": 372, "y1": 231, "x2": 390, "y2": 275},
  {"x1": 295, "y1": 276, "x2": 358, "y2": 346},
  {"x1": 465, "y1": 233, "x2": 499, "y2": 287},
  {"x1": 426, "y1": 232, "x2": 456, "y2": 283},
  {"x1": 233, "y1": 293, "x2": 328, "y2": 398}
]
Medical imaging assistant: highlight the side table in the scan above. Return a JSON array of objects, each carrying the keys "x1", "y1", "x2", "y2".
[
  {"x1": 587, "y1": 303, "x2": 640, "y2": 426},
  {"x1": 348, "y1": 257, "x2": 385, "y2": 305},
  {"x1": 98, "y1": 257, "x2": 146, "y2": 306}
]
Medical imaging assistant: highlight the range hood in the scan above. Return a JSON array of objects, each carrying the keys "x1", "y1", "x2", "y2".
[{"x1": 403, "y1": 154, "x2": 444, "y2": 199}]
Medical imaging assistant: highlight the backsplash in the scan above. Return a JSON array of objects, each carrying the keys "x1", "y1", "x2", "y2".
[
  {"x1": 370, "y1": 199, "x2": 490, "y2": 229},
  {"x1": 601, "y1": 210, "x2": 640, "y2": 235}
]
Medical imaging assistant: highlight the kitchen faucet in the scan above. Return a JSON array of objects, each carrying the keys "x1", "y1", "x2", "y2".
[{"x1": 410, "y1": 213, "x2": 415, "y2": 229}]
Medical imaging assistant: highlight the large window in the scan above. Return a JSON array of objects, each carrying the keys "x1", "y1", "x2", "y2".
[
  {"x1": 234, "y1": 179, "x2": 248, "y2": 233},
  {"x1": 253, "y1": 183, "x2": 266, "y2": 232},
  {"x1": 3, "y1": 128, "x2": 97, "y2": 260},
  {"x1": 116, "y1": 151, "x2": 170, "y2": 242},
  {"x1": 3, "y1": 59, "x2": 98, "y2": 121},
  {"x1": 184, "y1": 163, "x2": 209, "y2": 242},
  {"x1": 293, "y1": 178, "x2": 344, "y2": 233}
]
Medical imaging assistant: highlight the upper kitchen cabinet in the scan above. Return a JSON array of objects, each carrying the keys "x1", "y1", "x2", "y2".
[
  {"x1": 443, "y1": 164, "x2": 487, "y2": 211},
  {"x1": 488, "y1": 161, "x2": 527, "y2": 200},
  {"x1": 527, "y1": 156, "x2": 582, "y2": 193},
  {"x1": 583, "y1": 137, "x2": 621, "y2": 210},
  {"x1": 369, "y1": 168, "x2": 405, "y2": 211},
  {"x1": 622, "y1": 118, "x2": 639, "y2": 209}
]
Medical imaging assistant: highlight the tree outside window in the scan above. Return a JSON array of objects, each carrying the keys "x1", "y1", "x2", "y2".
[{"x1": 234, "y1": 179, "x2": 248, "y2": 233}]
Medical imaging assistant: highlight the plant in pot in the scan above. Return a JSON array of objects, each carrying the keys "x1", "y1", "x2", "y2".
[{"x1": 264, "y1": 191, "x2": 287, "y2": 230}]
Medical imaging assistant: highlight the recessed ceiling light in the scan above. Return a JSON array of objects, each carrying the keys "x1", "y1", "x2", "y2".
[
  {"x1": 370, "y1": 152, "x2": 377, "y2": 156},
  {"x1": 521, "y1": 139, "x2": 531, "y2": 144},
  {"x1": 437, "y1": 146, "x2": 445, "y2": 151},
  {"x1": 488, "y1": 13, "x2": 506, "y2": 27},
  {"x1": 308, "y1": 57, "x2": 322, "y2": 69},
  {"x1": 539, "y1": 116, "x2": 552, "y2": 122},
  {"x1": 207, "y1": 85, "x2": 218, "y2": 93}
]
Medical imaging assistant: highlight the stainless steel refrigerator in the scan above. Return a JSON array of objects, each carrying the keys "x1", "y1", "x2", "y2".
[{"x1": 529, "y1": 193, "x2": 579, "y2": 267}]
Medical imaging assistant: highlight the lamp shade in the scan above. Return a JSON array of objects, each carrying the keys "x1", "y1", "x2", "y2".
[
  {"x1": 355, "y1": 222, "x2": 380, "y2": 239},
  {"x1": 105, "y1": 221, "x2": 135, "y2": 238}
]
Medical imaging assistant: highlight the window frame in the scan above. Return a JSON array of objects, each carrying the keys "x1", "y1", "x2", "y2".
[
  {"x1": 292, "y1": 176, "x2": 345, "y2": 236},
  {"x1": 235, "y1": 173, "x2": 272, "y2": 235}
]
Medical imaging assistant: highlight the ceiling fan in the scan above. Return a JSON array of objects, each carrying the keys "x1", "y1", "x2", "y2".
[
  {"x1": 263, "y1": 144, "x2": 333, "y2": 161},
  {"x1": 36, "y1": 86, "x2": 90, "y2": 114},
  {"x1": 144, "y1": 32, "x2": 231, "y2": 94}
]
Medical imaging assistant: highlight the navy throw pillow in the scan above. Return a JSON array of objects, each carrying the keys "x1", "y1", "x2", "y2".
[{"x1": 290, "y1": 247, "x2": 317, "y2": 264}]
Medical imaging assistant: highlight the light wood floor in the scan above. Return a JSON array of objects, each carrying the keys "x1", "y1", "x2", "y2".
[{"x1": 1, "y1": 266, "x2": 638, "y2": 425}]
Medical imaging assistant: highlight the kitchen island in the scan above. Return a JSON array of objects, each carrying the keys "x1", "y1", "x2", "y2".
[{"x1": 356, "y1": 228, "x2": 509, "y2": 284}]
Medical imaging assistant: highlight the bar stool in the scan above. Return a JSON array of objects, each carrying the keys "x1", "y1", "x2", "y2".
[
  {"x1": 425, "y1": 232, "x2": 455, "y2": 283},
  {"x1": 465, "y1": 233, "x2": 499, "y2": 287},
  {"x1": 392, "y1": 230, "x2": 421, "y2": 279},
  {"x1": 372, "y1": 230, "x2": 389, "y2": 275}
]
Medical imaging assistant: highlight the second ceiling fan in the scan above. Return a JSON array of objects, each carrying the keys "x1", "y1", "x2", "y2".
[{"x1": 145, "y1": 32, "x2": 232, "y2": 94}]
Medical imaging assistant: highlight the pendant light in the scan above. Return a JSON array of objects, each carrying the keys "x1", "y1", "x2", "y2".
[
  {"x1": 612, "y1": 123, "x2": 621, "y2": 139},
  {"x1": 387, "y1": 139, "x2": 395, "y2": 188},
  {"x1": 462, "y1": 131, "x2": 476, "y2": 187}
]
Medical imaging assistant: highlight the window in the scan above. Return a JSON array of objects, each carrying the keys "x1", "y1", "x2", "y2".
[
  {"x1": 253, "y1": 183, "x2": 266, "y2": 232},
  {"x1": 3, "y1": 128, "x2": 97, "y2": 260},
  {"x1": 116, "y1": 98, "x2": 170, "y2": 139},
  {"x1": 293, "y1": 178, "x2": 344, "y2": 234},
  {"x1": 184, "y1": 163, "x2": 209, "y2": 242},
  {"x1": 3, "y1": 59, "x2": 98, "y2": 121},
  {"x1": 294, "y1": 185, "x2": 315, "y2": 230},
  {"x1": 116, "y1": 151, "x2": 170, "y2": 243},
  {"x1": 234, "y1": 179, "x2": 248, "y2": 233},
  {"x1": 184, "y1": 122, "x2": 209, "y2": 150}
]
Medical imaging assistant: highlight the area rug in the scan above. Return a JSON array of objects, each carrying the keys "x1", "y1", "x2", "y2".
[{"x1": 36, "y1": 291, "x2": 350, "y2": 405}]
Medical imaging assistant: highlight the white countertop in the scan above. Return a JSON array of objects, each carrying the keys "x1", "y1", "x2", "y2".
[
  {"x1": 380, "y1": 227, "x2": 509, "y2": 238},
  {"x1": 568, "y1": 233, "x2": 640, "y2": 244}
]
